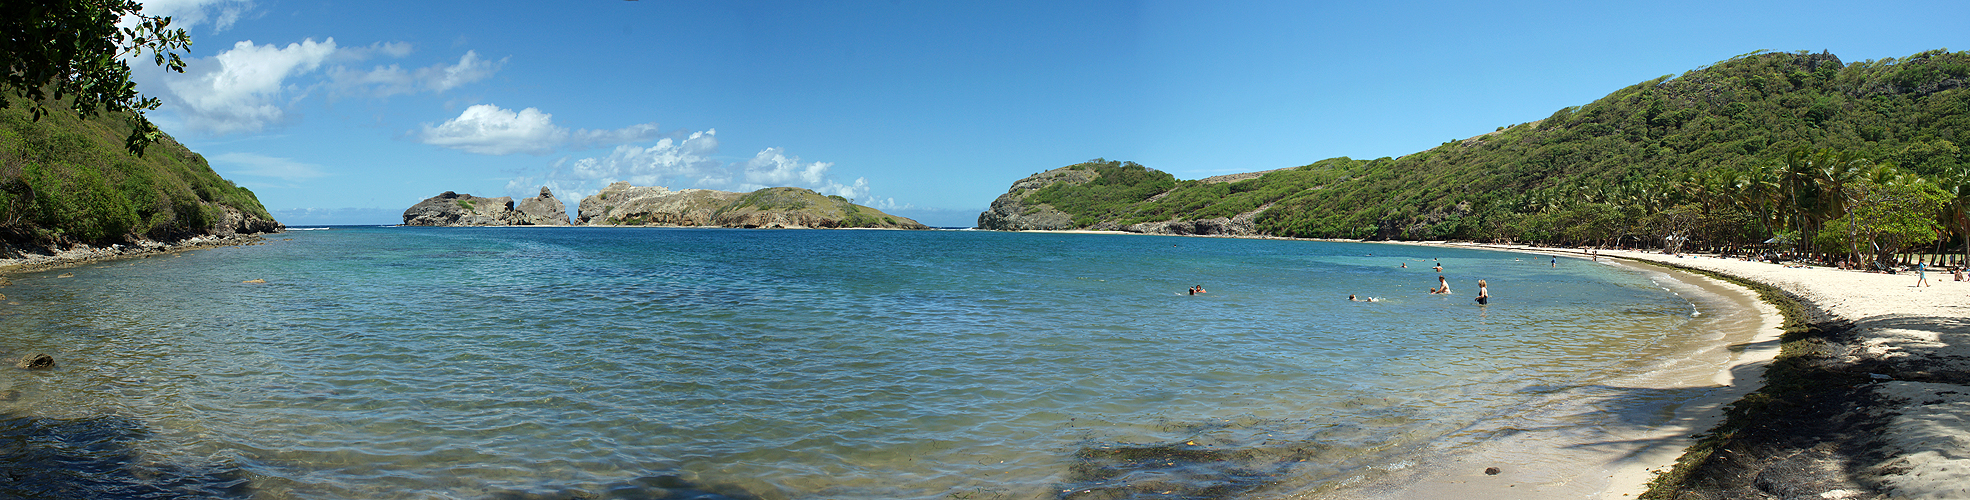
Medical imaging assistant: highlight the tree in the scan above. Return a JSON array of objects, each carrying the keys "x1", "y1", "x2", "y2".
[
  {"x1": 0, "y1": 0, "x2": 191, "y2": 155},
  {"x1": 1814, "y1": 167, "x2": 1949, "y2": 267}
]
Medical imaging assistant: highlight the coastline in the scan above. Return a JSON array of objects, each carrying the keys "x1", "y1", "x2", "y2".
[
  {"x1": 1394, "y1": 242, "x2": 1968, "y2": 498},
  {"x1": 1278, "y1": 247, "x2": 1785, "y2": 500},
  {"x1": 0, "y1": 233, "x2": 276, "y2": 274},
  {"x1": 993, "y1": 228, "x2": 1962, "y2": 497}
]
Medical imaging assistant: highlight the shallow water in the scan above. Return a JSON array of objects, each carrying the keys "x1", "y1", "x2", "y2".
[{"x1": 0, "y1": 228, "x2": 1754, "y2": 499}]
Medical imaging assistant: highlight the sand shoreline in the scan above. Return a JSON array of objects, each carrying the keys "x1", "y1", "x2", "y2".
[
  {"x1": 1357, "y1": 240, "x2": 1967, "y2": 498},
  {"x1": 1002, "y1": 229, "x2": 1964, "y2": 497}
]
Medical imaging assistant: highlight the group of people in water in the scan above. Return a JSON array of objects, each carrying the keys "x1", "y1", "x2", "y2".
[
  {"x1": 1192, "y1": 256, "x2": 1512, "y2": 306},
  {"x1": 1350, "y1": 257, "x2": 1491, "y2": 305}
]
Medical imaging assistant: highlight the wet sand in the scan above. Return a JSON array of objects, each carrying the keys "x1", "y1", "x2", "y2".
[
  {"x1": 1280, "y1": 247, "x2": 1786, "y2": 499},
  {"x1": 1420, "y1": 244, "x2": 1969, "y2": 499}
]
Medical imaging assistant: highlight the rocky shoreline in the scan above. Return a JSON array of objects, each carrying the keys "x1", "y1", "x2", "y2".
[{"x1": 0, "y1": 233, "x2": 278, "y2": 274}]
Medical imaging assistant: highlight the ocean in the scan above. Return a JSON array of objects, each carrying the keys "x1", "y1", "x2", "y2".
[{"x1": 0, "y1": 227, "x2": 1762, "y2": 499}]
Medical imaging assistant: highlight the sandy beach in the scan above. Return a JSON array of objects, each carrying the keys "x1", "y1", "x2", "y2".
[{"x1": 1441, "y1": 243, "x2": 1970, "y2": 499}]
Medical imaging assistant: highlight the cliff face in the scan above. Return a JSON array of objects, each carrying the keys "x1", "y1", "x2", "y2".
[
  {"x1": 974, "y1": 167, "x2": 1094, "y2": 231},
  {"x1": 402, "y1": 187, "x2": 570, "y2": 226},
  {"x1": 575, "y1": 182, "x2": 929, "y2": 229}
]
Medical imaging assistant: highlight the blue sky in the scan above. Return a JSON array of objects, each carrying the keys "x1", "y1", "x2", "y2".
[{"x1": 129, "y1": 0, "x2": 1967, "y2": 227}]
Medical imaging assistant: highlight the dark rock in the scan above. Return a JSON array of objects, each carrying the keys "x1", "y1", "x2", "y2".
[
  {"x1": 1485, "y1": 467, "x2": 1501, "y2": 475},
  {"x1": 402, "y1": 186, "x2": 570, "y2": 226},
  {"x1": 512, "y1": 186, "x2": 571, "y2": 225},
  {"x1": 16, "y1": 353, "x2": 53, "y2": 370}
]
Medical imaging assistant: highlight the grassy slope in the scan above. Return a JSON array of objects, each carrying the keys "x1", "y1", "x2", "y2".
[
  {"x1": 1008, "y1": 49, "x2": 1969, "y2": 243},
  {"x1": 0, "y1": 92, "x2": 274, "y2": 245},
  {"x1": 713, "y1": 187, "x2": 923, "y2": 228}
]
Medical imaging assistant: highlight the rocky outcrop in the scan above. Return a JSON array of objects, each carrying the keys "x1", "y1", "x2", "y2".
[
  {"x1": 576, "y1": 183, "x2": 928, "y2": 229},
  {"x1": 975, "y1": 167, "x2": 1098, "y2": 231},
  {"x1": 576, "y1": 182, "x2": 739, "y2": 226},
  {"x1": 214, "y1": 206, "x2": 284, "y2": 236},
  {"x1": 513, "y1": 187, "x2": 571, "y2": 225},
  {"x1": 402, "y1": 187, "x2": 571, "y2": 226},
  {"x1": 1122, "y1": 210, "x2": 1264, "y2": 236}
]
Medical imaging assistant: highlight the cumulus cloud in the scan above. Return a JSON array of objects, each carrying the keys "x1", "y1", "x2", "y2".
[
  {"x1": 419, "y1": 104, "x2": 662, "y2": 155},
  {"x1": 210, "y1": 152, "x2": 330, "y2": 181},
  {"x1": 160, "y1": 38, "x2": 337, "y2": 134},
  {"x1": 132, "y1": 0, "x2": 254, "y2": 31},
  {"x1": 738, "y1": 148, "x2": 870, "y2": 200},
  {"x1": 504, "y1": 128, "x2": 887, "y2": 208},
  {"x1": 146, "y1": 35, "x2": 503, "y2": 135}
]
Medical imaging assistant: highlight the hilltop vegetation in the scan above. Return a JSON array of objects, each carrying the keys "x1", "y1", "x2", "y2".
[
  {"x1": 0, "y1": 90, "x2": 278, "y2": 246},
  {"x1": 981, "y1": 49, "x2": 1970, "y2": 263}
]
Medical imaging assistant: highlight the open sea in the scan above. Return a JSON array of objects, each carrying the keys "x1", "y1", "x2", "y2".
[{"x1": 0, "y1": 227, "x2": 1763, "y2": 499}]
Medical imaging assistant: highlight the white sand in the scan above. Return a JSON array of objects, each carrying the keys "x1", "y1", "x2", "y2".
[{"x1": 1472, "y1": 245, "x2": 1970, "y2": 498}]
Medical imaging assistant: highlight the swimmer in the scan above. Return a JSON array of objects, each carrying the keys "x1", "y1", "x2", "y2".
[{"x1": 1430, "y1": 275, "x2": 1451, "y2": 294}]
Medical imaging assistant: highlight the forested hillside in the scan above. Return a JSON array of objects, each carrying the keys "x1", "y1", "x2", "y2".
[
  {"x1": 981, "y1": 49, "x2": 1970, "y2": 263},
  {"x1": 0, "y1": 91, "x2": 280, "y2": 247}
]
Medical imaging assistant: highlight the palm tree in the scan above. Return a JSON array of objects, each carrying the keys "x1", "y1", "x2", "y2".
[{"x1": 1938, "y1": 165, "x2": 1970, "y2": 265}]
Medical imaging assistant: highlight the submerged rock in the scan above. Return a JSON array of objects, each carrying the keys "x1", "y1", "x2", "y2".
[{"x1": 16, "y1": 353, "x2": 53, "y2": 370}]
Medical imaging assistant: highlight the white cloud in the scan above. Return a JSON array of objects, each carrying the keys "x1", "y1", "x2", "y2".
[
  {"x1": 739, "y1": 148, "x2": 870, "y2": 200},
  {"x1": 508, "y1": 130, "x2": 887, "y2": 207},
  {"x1": 210, "y1": 152, "x2": 330, "y2": 181},
  {"x1": 430, "y1": 51, "x2": 501, "y2": 92},
  {"x1": 330, "y1": 41, "x2": 414, "y2": 62},
  {"x1": 161, "y1": 38, "x2": 338, "y2": 134},
  {"x1": 133, "y1": 0, "x2": 254, "y2": 31},
  {"x1": 330, "y1": 50, "x2": 506, "y2": 97},
  {"x1": 419, "y1": 104, "x2": 662, "y2": 155},
  {"x1": 145, "y1": 34, "x2": 502, "y2": 135}
]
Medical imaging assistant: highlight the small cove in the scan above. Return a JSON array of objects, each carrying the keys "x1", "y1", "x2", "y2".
[{"x1": 0, "y1": 228, "x2": 1766, "y2": 499}]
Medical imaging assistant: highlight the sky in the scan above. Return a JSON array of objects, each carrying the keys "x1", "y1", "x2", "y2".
[{"x1": 126, "y1": 0, "x2": 1968, "y2": 227}]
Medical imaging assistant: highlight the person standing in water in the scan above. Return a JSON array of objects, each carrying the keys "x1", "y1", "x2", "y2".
[
  {"x1": 1430, "y1": 275, "x2": 1451, "y2": 294},
  {"x1": 1475, "y1": 279, "x2": 1489, "y2": 305},
  {"x1": 1550, "y1": 255, "x2": 1557, "y2": 268}
]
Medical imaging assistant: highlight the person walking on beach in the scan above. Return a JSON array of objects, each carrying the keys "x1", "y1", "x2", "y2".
[
  {"x1": 1916, "y1": 262, "x2": 1930, "y2": 287},
  {"x1": 1475, "y1": 279, "x2": 1489, "y2": 305}
]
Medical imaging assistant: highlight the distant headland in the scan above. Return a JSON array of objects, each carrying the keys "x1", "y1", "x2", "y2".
[{"x1": 402, "y1": 182, "x2": 928, "y2": 230}]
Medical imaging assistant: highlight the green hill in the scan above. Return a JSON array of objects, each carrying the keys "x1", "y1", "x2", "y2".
[
  {"x1": 979, "y1": 49, "x2": 1970, "y2": 259},
  {"x1": 0, "y1": 90, "x2": 279, "y2": 247}
]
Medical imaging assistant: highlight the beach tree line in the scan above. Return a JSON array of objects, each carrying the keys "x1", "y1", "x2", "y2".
[{"x1": 1005, "y1": 49, "x2": 1970, "y2": 267}]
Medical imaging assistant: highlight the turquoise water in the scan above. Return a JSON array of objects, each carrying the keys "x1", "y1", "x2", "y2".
[{"x1": 0, "y1": 228, "x2": 1738, "y2": 499}]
